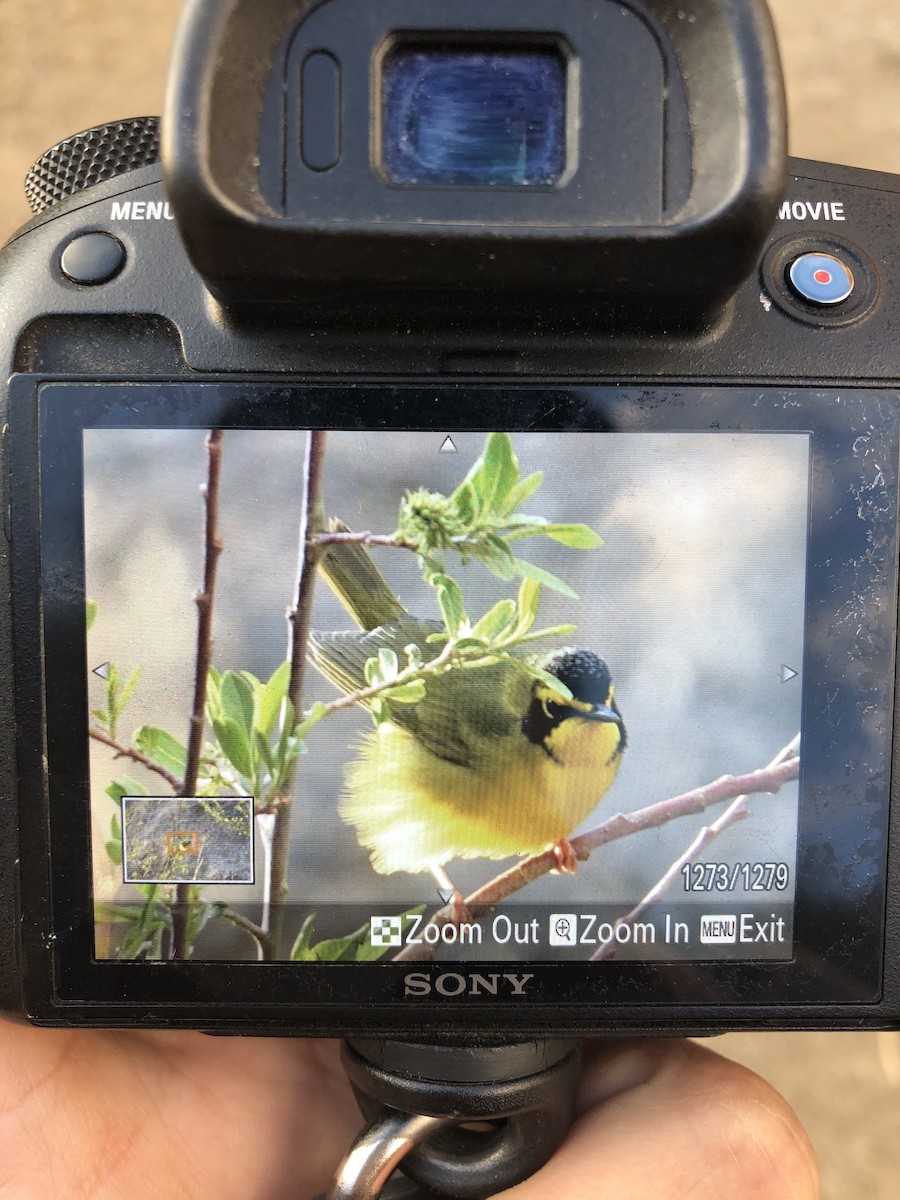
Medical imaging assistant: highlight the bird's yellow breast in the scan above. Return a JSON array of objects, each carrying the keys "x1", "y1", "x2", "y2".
[{"x1": 340, "y1": 717, "x2": 623, "y2": 874}]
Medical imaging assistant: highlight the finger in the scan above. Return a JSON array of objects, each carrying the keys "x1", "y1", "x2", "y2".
[{"x1": 505, "y1": 1039, "x2": 819, "y2": 1200}]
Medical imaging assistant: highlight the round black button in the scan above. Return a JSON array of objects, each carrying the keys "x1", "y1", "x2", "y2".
[
  {"x1": 787, "y1": 252, "x2": 855, "y2": 306},
  {"x1": 60, "y1": 232, "x2": 126, "y2": 285}
]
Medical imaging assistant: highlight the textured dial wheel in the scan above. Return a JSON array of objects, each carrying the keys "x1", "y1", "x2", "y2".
[{"x1": 24, "y1": 116, "x2": 161, "y2": 215}]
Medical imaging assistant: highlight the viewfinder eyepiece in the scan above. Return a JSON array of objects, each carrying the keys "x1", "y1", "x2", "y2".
[
  {"x1": 380, "y1": 46, "x2": 568, "y2": 188},
  {"x1": 164, "y1": 0, "x2": 787, "y2": 319}
]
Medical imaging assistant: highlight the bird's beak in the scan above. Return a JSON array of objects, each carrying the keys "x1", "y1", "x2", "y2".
[{"x1": 583, "y1": 703, "x2": 622, "y2": 726}]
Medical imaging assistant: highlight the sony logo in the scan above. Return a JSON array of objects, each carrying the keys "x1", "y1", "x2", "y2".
[{"x1": 404, "y1": 971, "x2": 535, "y2": 998}]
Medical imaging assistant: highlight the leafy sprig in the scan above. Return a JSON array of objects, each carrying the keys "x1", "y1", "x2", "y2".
[
  {"x1": 290, "y1": 906, "x2": 426, "y2": 962},
  {"x1": 397, "y1": 432, "x2": 600, "y2": 596},
  {"x1": 91, "y1": 661, "x2": 142, "y2": 743}
]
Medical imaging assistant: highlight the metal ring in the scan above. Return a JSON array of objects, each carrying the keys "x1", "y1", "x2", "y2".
[{"x1": 326, "y1": 1111, "x2": 457, "y2": 1199}]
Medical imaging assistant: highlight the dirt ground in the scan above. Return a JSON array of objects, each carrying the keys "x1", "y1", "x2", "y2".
[{"x1": 2, "y1": 2, "x2": 900, "y2": 1197}]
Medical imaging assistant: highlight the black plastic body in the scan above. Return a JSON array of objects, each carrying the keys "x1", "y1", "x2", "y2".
[
  {"x1": 2, "y1": 155, "x2": 900, "y2": 1035},
  {"x1": 162, "y1": 0, "x2": 786, "y2": 317}
]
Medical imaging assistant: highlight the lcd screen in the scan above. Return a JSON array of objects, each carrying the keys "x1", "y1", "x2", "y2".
[{"x1": 83, "y1": 426, "x2": 809, "y2": 965}]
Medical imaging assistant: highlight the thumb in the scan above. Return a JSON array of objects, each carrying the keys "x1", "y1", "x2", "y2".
[{"x1": 505, "y1": 1039, "x2": 818, "y2": 1200}]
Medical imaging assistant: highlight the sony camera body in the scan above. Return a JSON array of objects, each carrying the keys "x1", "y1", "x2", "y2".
[{"x1": 1, "y1": 0, "x2": 899, "y2": 1038}]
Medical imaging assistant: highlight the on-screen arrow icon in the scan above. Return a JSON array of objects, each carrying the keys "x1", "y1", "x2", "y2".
[
  {"x1": 780, "y1": 665, "x2": 798, "y2": 683},
  {"x1": 439, "y1": 436, "x2": 458, "y2": 454},
  {"x1": 92, "y1": 662, "x2": 111, "y2": 680},
  {"x1": 437, "y1": 887, "x2": 455, "y2": 905}
]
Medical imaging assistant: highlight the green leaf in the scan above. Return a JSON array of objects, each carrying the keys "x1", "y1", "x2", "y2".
[
  {"x1": 540, "y1": 523, "x2": 603, "y2": 549},
  {"x1": 220, "y1": 671, "x2": 256, "y2": 733},
  {"x1": 86, "y1": 599, "x2": 98, "y2": 632},
  {"x1": 118, "y1": 667, "x2": 142, "y2": 711},
  {"x1": 512, "y1": 557, "x2": 578, "y2": 599},
  {"x1": 377, "y1": 647, "x2": 399, "y2": 682},
  {"x1": 502, "y1": 470, "x2": 544, "y2": 514},
  {"x1": 106, "y1": 663, "x2": 120, "y2": 715},
  {"x1": 134, "y1": 727, "x2": 188, "y2": 777},
  {"x1": 254, "y1": 728, "x2": 275, "y2": 774},
  {"x1": 470, "y1": 599, "x2": 517, "y2": 642},
  {"x1": 105, "y1": 839, "x2": 123, "y2": 866},
  {"x1": 258, "y1": 661, "x2": 291, "y2": 735},
  {"x1": 310, "y1": 927, "x2": 372, "y2": 962},
  {"x1": 291, "y1": 908, "x2": 427, "y2": 962},
  {"x1": 277, "y1": 699, "x2": 298, "y2": 763},
  {"x1": 515, "y1": 577, "x2": 541, "y2": 635},
  {"x1": 212, "y1": 716, "x2": 253, "y2": 779},
  {"x1": 514, "y1": 623, "x2": 577, "y2": 646},
  {"x1": 435, "y1": 575, "x2": 466, "y2": 636},
  {"x1": 117, "y1": 927, "x2": 154, "y2": 960},
  {"x1": 479, "y1": 433, "x2": 520, "y2": 511},
  {"x1": 450, "y1": 480, "x2": 478, "y2": 525},
  {"x1": 447, "y1": 635, "x2": 490, "y2": 653},
  {"x1": 382, "y1": 680, "x2": 427, "y2": 705},
  {"x1": 529, "y1": 665, "x2": 574, "y2": 702},
  {"x1": 106, "y1": 778, "x2": 148, "y2": 803},
  {"x1": 477, "y1": 534, "x2": 516, "y2": 579}
]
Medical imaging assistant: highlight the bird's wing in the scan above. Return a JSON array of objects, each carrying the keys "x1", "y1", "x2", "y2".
[
  {"x1": 309, "y1": 616, "x2": 441, "y2": 697},
  {"x1": 309, "y1": 617, "x2": 534, "y2": 770}
]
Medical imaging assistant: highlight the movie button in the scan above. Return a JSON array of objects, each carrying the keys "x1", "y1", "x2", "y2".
[
  {"x1": 60, "y1": 232, "x2": 126, "y2": 285},
  {"x1": 787, "y1": 252, "x2": 854, "y2": 306}
]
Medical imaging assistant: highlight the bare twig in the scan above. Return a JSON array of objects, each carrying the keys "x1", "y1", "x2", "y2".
[
  {"x1": 591, "y1": 735, "x2": 801, "y2": 961},
  {"x1": 219, "y1": 908, "x2": 273, "y2": 960},
  {"x1": 301, "y1": 637, "x2": 548, "y2": 727},
  {"x1": 172, "y1": 429, "x2": 224, "y2": 961},
  {"x1": 393, "y1": 744, "x2": 801, "y2": 963},
  {"x1": 265, "y1": 430, "x2": 328, "y2": 957},
  {"x1": 313, "y1": 530, "x2": 415, "y2": 551},
  {"x1": 89, "y1": 728, "x2": 183, "y2": 793}
]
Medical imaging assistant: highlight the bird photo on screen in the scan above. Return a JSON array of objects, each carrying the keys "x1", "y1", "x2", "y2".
[{"x1": 309, "y1": 528, "x2": 625, "y2": 896}]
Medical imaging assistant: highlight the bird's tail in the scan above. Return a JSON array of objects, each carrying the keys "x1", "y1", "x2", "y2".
[{"x1": 317, "y1": 518, "x2": 409, "y2": 630}]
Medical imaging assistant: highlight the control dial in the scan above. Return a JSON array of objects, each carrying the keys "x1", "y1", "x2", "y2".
[{"x1": 25, "y1": 116, "x2": 160, "y2": 215}]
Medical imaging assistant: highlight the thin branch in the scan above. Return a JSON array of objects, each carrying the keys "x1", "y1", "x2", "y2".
[
  {"x1": 591, "y1": 735, "x2": 801, "y2": 961},
  {"x1": 265, "y1": 430, "x2": 328, "y2": 958},
  {"x1": 89, "y1": 728, "x2": 183, "y2": 793},
  {"x1": 301, "y1": 638, "x2": 542, "y2": 726},
  {"x1": 172, "y1": 429, "x2": 224, "y2": 961},
  {"x1": 183, "y1": 430, "x2": 224, "y2": 791},
  {"x1": 392, "y1": 744, "x2": 801, "y2": 963},
  {"x1": 219, "y1": 908, "x2": 273, "y2": 960},
  {"x1": 313, "y1": 530, "x2": 415, "y2": 551}
]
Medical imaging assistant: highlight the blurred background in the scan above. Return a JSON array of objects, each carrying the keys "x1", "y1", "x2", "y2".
[{"x1": 2, "y1": 1, "x2": 900, "y2": 1195}]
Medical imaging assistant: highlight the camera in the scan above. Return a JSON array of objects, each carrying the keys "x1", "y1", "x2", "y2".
[{"x1": 2, "y1": 0, "x2": 900, "y2": 1048}]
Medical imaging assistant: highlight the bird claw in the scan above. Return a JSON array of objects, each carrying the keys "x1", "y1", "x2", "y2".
[{"x1": 551, "y1": 839, "x2": 579, "y2": 875}]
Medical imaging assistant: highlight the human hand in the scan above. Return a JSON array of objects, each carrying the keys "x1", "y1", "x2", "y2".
[
  {"x1": 509, "y1": 1039, "x2": 819, "y2": 1200},
  {"x1": 0, "y1": 1024, "x2": 818, "y2": 1199}
]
